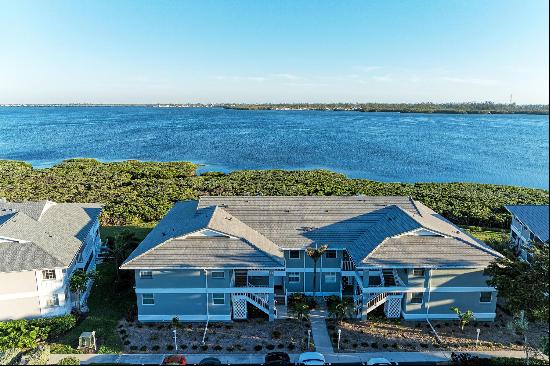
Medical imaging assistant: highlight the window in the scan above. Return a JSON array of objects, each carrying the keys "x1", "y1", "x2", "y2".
[
  {"x1": 325, "y1": 250, "x2": 337, "y2": 259},
  {"x1": 140, "y1": 271, "x2": 153, "y2": 279},
  {"x1": 212, "y1": 293, "x2": 225, "y2": 305},
  {"x1": 142, "y1": 293, "x2": 155, "y2": 305},
  {"x1": 410, "y1": 292, "x2": 423, "y2": 304},
  {"x1": 288, "y1": 272, "x2": 300, "y2": 283},
  {"x1": 325, "y1": 272, "x2": 337, "y2": 283},
  {"x1": 412, "y1": 269, "x2": 425, "y2": 276},
  {"x1": 42, "y1": 269, "x2": 56, "y2": 280},
  {"x1": 480, "y1": 292, "x2": 492, "y2": 303},
  {"x1": 289, "y1": 250, "x2": 300, "y2": 259},
  {"x1": 45, "y1": 294, "x2": 59, "y2": 307},
  {"x1": 211, "y1": 271, "x2": 225, "y2": 279}
]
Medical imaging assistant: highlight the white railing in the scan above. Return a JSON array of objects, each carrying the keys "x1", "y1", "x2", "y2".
[
  {"x1": 342, "y1": 261, "x2": 356, "y2": 271},
  {"x1": 392, "y1": 269, "x2": 406, "y2": 287}
]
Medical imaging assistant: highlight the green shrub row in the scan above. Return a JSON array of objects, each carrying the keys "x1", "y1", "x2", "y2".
[
  {"x1": 0, "y1": 159, "x2": 547, "y2": 228},
  {"x1": 0, "y1": 315, "x2": 76, "y2": 352}
]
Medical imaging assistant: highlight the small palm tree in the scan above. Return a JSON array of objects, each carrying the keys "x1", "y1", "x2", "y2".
[
  {"x1": 306, "y1": 245, "x2": 328, "y2": 297},
  {"x1": 451, "y1": 307, "x2": 475, "y2": 331},
  {"x1": 328, "y1": 297, "x2": 354, "y2": 324},
  {"x1": 508, "y1": 310, "x2": 530, "y2": 365},
  {"x1": 290, "y1": 300, "x2": 310, "y2": 323}
]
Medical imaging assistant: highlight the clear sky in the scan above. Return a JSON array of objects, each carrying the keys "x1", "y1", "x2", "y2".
[{"x1": 0, "y1": 0, "x2": 548, "y2": 104}]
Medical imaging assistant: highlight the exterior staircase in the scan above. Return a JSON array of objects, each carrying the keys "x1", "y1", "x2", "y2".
[
  {"x1": 364, "y1": 269, "x2": 405, "y2": 318},
  {"x1": 382, "y1": 269, "x2": 396, "y2": 286}
]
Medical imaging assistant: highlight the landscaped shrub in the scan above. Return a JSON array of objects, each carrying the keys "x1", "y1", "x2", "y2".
[
  {"x1": 382, "y1": 343, "x2": 388, "y2": 348},
  {"x1": 179, "y1": 344, "x2": 187, "y2": 350},
  {"x1": 130, "y1": 346, "x2": 138, "y2": 351},
  {"x1": 140, "y1": 346, "x2": 147, "y2": 352},
  {"x1": 226, "y1": 346, "x2": 234, "y2": 352},
  {"x1": 50, "y1": 343, "x2": 81, "y2": 354},
  {"x1": 271, "y1": 330, "x2": 281, "y2": 339},
  {"x1": 287, "y1": 343, "x2": 296, "y2": 351},
  {"x1": 361, "y1": 342, "x2": 369, "y2": 347},
  {"x1": 29, "y1": 314, "x2": 77, "y2": 339},
  {"x1": 266, "y1": 344, "x2": 275, "y2": 350},
  {"x1": 277, "y1": 343, "x2": 285, "y2": 349},
  {"x1": 213, "y1": 345, "x2": 223, "y2": 351},
  {"x1": 352, "y1": 343, "x2": 358, "y2": 348},
  {"x1": 254, "y1": 345, "x2": 263, "y2": 351},
  {"x1": 58, "y1": 356, "x2": 80, "y2": 365},
  {"x1": 420, "y1": 343, "x2": 429, "y2": 348},
  {"x1": 152, "y1": 345, "x2": 160, "y2": 351},
  {"x1": 201, "y1": 345, "x2": 208, "y2": 351},
  {"x1": 371, "y1": 342, "x2": 378, "y2": 348},
  {"x1": 166, "y1": 345, "x2": 174, "y2": 351},
  {"x1": 191, "y1": 344, "x2": 198, "y2": 350}
]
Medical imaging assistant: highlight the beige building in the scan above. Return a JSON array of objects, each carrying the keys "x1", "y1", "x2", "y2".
[{"x1": 0, "y1": 199, "x2": 102, "y2": 320}]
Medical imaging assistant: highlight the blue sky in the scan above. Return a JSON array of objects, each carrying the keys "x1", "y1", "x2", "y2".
[{"x1": 0, "y1": 0, "x2": 548, "y2": 104}]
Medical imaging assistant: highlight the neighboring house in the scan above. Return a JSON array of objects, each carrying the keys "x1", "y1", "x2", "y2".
[
  {"x1": 121, "y1": 196, "x2": 503, "y2": 323},
  {"x1": 0, "y1": 199, "x2": 102, "y2": 320},
  {"x1": 504, "y1": 204, "x2": 549, "y2": 260}
]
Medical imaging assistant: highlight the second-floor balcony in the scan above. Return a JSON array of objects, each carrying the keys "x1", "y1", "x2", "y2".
[{"x1": 231, "y1": 270, "x2": 270, "y2": 288}]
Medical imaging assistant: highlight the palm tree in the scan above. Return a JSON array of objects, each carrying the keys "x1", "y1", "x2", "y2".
[
  {"x1": 328, "y1": 297, "x2": 354, "y2": 324},
  {"x1": 306, "y1": 244, "x2": 328, "y2": 297},
  {"x1": 289, "y1": 300, "x2": 310, "y2": 323},
  {"x1": 107, "y1": 231, "x2": 139, "y2": 282}
]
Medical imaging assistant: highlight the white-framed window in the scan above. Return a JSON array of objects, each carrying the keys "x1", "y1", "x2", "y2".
[
  {"x1": 288, "y1": 272, "x2": 300, "y2": 283},
  {"x1": 412, "y1": 268, "x2": 425, "y2": 276},
  {"x1": 45, "y1": 294, "x2": 59, "y2": 307},
  {"x1": 480, "y1": 292, "x2": 492, "y2": 303},
  {"x1": 289, "y1": 250, "x2": 300, "y2": 259},
  {"x1": 212, "y1": 293, "x2": 225, "y2": 305},
  {"x1": 140, "y1": 271, "x2": 153, "y2": 279},
  {"x1": 42, "y1": 269, "x2": 57, "y2": 280},
  {"x1": 211, "y1": 271, "x2": 225, "y2": 279},
  {"x1": 325, "y1": 250, "x2": 337, "y2": 259},
  {"x1": 325, "y1": 272, "x2": 337, "y2": 283},
  {"x1": 410, "y1": 292, "x2": 423, "y2": 304},
  {"x1": 142, "y1": 293, "x2": 155, "y2": 305}
]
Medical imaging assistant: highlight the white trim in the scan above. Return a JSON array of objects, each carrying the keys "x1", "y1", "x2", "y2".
[
  {"x1": 211, "y1": 293, "x2": 225, "y2": 305},
  {"x1": 138, "y1": 314, "x2": 231, "y2": 322},
  {"x1": 141, "y1": 293, "x2": 155, "y2": 306},
  {"x1": 362, "y1": 286, "x2": 496, "y2": 293},
  {"x1": 211, "y1": 271, "x2": 225, "y2": 279},
  {"x1": 135, "y1": 287, "x2": 274, "y2": 294},
  {"x1": 283, "y1": 267, "x2": 341, "y2": 273},
  {"x1": 402, "y1": 312, "x2": 496, "y2": 321}
]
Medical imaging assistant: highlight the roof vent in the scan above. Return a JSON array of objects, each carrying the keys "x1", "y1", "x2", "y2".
[{"x1": 284, "y1": 209, "x2": 290, "y2": 213}]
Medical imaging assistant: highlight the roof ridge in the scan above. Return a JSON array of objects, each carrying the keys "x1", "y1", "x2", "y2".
[{"x1": 408, "y1": 196, "x2": 422, "y2": 216}]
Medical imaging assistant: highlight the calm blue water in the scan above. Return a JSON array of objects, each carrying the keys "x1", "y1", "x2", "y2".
[{"x1": 0, "y1": 107, "x2": 548, "y2": 189}]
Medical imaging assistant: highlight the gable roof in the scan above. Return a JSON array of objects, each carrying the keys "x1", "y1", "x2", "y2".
[
  {"x1": 0, "y1": 200, "x2": 102, "y2": 273},
  {"x1": 123, "y1": 196, "x2": 502, "y2": 270},
  {"x1": 505, "y1": 205, "x2": 549, "y2": 243},
  {"x1": 121, "y1": 201, "x2": 284, "y2": 269}
]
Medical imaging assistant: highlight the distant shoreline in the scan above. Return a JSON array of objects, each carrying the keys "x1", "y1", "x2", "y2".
[{"x1": 0, "y1": 103, "x2": 548, "y2": 115}]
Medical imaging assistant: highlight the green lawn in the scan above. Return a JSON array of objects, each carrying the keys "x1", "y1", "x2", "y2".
[
  {"x1": 100, "y1": 224, "x2": 154, "y2": 242},
  {"x1": 53, "y1": 262, "x2": 135, "y2": 354}
]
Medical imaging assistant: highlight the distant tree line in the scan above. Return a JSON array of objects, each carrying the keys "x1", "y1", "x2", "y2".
[
  {"x1": 223, "y1": 102, "x2": 549, "y2": 115},
  {"x1": 0, "y1": 158, "x2": 547, "y2": 228}
]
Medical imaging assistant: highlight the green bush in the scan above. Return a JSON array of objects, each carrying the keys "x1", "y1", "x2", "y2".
[
  {"x1": 0, "y1": 159, "x2": 546, "y2": 229},
  {"x1": 29, "y1": 315, "x2": 77, "y2": 339},
  {"x1": 58, "y1": 356, "x2": 81, "y2": 365},
  {"x1": 50, "y1": 343, "x2": 81, "y2": 354}
]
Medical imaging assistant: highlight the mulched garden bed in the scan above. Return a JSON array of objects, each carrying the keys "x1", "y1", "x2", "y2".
[
  {"x1": 327, "y1": 309, "x2": 548, "y2": 353},
  {"x1": 117, "y1": 318, "x2": 312, "y2": 354}
]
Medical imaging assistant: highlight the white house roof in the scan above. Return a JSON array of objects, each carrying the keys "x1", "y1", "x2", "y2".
[{"x1": 0, "y1": 200, "x2": 102, "y2": 273}]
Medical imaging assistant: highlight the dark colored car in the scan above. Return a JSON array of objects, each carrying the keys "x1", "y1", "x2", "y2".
[
  {"x1": 198, "y1": 357, "x2": 222, "y2": 365},
  {"x1": 265, "y1": 352, "x2": 291, "y2": 365}
]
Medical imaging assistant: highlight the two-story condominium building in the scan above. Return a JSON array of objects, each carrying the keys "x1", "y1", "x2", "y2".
[
  {"x1": 504, "y1": 204, "x2": 549, "y2": 260},
  {"x1": 121, "y1": 196, "x2": 503, "y2": 323},
  {"x1": 0, "y1": 199, "x2": 102, "y2": 320}
]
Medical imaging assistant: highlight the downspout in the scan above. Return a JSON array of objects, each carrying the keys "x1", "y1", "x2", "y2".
[
  {"x1": 425, "y1": 268, "x2": 442, "y2": 343},
  {"x1": 202, "y1": 269, "x2": 209, "y2": 344}
]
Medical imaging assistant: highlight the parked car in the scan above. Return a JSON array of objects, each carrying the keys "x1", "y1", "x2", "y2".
[
  {"x1": 199, "y1": 357, "x2": 222, "y2": 365},
  {"x1": 298, "y1": 352, "x2": 325, "y2": 365},
  {"x1": 162, "y1": 355, "x2": 187, "y2": 365},
  {"x1": 366, "y1": 358, "x2": 397, "y2": 365},
  {"x1": 265, "y1": 352, "x2": 291, "y2": 365}
]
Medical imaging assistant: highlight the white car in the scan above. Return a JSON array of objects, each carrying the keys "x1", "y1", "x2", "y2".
[
  {"x1": 298, "y1": 352, "x2": 325, "y2": 365},
  {"x1": 366, "y1": 358, "x2": 397, "y2": 365}
]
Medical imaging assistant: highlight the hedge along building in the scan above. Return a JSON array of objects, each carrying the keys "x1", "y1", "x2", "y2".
[
  {"x1": 121, "y1": 196, "x2": 503, "y2": 322},
  {"x1": 0, "y1": 200, "x2": 102, "y2": 320}
]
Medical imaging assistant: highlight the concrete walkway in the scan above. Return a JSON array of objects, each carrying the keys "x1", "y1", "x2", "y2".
[
  {"x1": 309, "y1": 299, "x2": 334, "y2": 353},
  {"x1": 48, "y1": 350, "x2": 544, "y2": 365}
]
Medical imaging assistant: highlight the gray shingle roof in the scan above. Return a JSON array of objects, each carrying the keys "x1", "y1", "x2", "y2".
[
  {"x1": 0, "y1": 201, "x2": 102, "y2": 273},
  {"x1": 122, "y1": 196, "x2": 503, "y2": 270},
  {"x1": 123, "y1": 237, "x2": 283, "y2": 269},
  {"x1": 505, "y1": 205, "x2": 549, "y2": 243}
]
